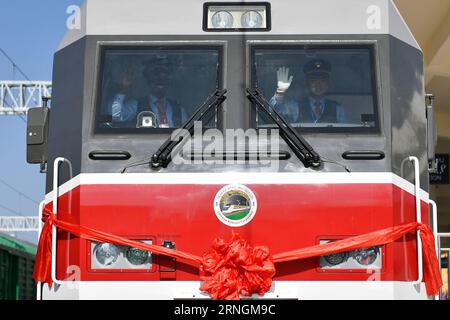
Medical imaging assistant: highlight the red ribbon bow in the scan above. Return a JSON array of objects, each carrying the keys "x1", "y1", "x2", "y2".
[{"x1": 200, "y1": 233, "x2": 276, "y2": 300}]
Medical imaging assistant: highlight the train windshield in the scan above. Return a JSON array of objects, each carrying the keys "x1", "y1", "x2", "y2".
[
  {"x1": 252, "y1": 45, "x2": 379, "y2": 133},
  {"x1": 95, "y1": 46, "x2": 221, "y2": 133}
]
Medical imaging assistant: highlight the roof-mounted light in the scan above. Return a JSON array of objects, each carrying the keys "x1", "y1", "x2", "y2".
[{"x1": 203, "y1": 2, "x2": 271, "y2": 32}]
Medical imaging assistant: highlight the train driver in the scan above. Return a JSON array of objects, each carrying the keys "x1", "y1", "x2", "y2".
[
  {"x1": 105, "y1": 60, "x2": 139, "y2": 125},
  {"x1": 270, "y1": 59, "x2": 347, "y2": 125},
  {"x1": 136, "y1": 56, "x2": 187, "y2": 128}
]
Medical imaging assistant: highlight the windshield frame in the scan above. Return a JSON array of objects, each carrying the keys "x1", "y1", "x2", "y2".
[
  {"x1": 93, "y1": 43, "x2": 225, "y2": 135},
  {"x1": 249, "y1": 41, "x2": 382, "y2": 135}
]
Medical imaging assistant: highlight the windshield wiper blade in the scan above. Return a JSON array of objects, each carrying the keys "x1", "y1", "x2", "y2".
[
  {"x1": 151, "y1": 89, "x2": 227, "y2": 169},
  {"x1": 246, "y1": 88, "x2": 321, "y2": 168}
]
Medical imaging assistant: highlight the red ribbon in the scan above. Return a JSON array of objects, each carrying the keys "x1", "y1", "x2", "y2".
[
  {"x1": 33, "y1": 208, "x2": 202, "y2": 288},
  {"x1": 34, "y1": 208, "x2": 442, "y2": 299}
]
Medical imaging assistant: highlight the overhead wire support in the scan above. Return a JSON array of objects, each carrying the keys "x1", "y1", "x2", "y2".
[
  {"x1": 0, "y1": 216, "x2": 39, "y2": 232},
  {"x1": 0, "y1": 81, "x2": 52, "y2": 116}
]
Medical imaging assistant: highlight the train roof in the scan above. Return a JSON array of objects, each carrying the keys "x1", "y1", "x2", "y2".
[
  {"x1": 59, "y1": 0, "x2": 420, "y2": 51},
  {"x1": 0, "y1": 233, "x2": 37, "y2": 257}
]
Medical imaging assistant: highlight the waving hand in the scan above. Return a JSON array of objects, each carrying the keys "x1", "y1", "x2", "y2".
[{"x1": 276, "y1": 67, "x2": 293, "y2": 94}]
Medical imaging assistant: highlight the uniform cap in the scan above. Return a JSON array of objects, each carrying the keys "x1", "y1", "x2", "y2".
[
  {"x1": 303, "y1": 59, "x2": 331, "y2": 79},
  {"x1": 142, "y1": 54, "x2": 173, "y2": 79}
]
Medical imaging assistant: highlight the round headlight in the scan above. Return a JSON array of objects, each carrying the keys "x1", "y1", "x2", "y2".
[
  {"x1": 241, "y1": 11, "x2": 263, "y2": 28},
  {"x1": 324, "y1": 252, "x2": 348, "y2": 266},
  {"x1": 94, "y1": 243, "x2": 119, "y2": 266},
  {"x1": 126, "y1": 247, "x2": 150, "y2": 265},
  {"x1": 353, "y1": 247, "x2": 379, "y2": 266},
  {"x1": 211, "y1": 11, "x2": 234, "y2": 28}
]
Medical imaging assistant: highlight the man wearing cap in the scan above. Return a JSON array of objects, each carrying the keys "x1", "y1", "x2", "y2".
[
  {"x1": 270, "y1": 59, "x2": 346, "y2": 124},
  {"x1": 136, "y1": 56, "x2": 187, "y2": 128}
]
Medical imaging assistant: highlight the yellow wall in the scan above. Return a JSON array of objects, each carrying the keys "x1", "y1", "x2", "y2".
[{"x1": 436, "y1": 112, "x2": 450, "y2": 139}]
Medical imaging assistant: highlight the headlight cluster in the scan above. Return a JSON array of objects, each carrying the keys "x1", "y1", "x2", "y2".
[
  {"x1": 205, "y1": 4, "x2": 269, "y2": 31},
  {"x1": 211, "y1": 10, "x2": 264, "y2": 29},
  {"x1": 91, "y1": 241, "x2": 152, "y2": 270},
  {"x1": 321, "y1": 243, "x2": 382, "y2": 269}
]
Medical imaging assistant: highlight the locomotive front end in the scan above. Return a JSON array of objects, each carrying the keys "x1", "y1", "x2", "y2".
[{"x1": 32, "y1": 0, "x2": 440, "y2": 300}]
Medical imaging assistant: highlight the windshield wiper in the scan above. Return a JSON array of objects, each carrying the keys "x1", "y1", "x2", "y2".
[
  {"x1": 150, "y1": 89, "x2": 227, "y2": 169},
  {"x1": 246, "y1": 88, "x2": 321, "y2": 168}
]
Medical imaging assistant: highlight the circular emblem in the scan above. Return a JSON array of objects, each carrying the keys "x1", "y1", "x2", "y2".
[{"x1": 214, "y1": 184, "x2": 257, "y2": 227}]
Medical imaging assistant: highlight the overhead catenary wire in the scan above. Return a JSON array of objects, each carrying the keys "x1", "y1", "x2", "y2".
[
  {"x1": 0, "y1": 47, "x2": 35, "y2": 122},
  {"x1": 0, "y1": 49, "x2": 42, "y2": 225},
  {"x1": 0, "y1": 47, "x2": 35, "y2": 83},
  {"x1": 0, "y1": 203, "x2": 26, "y2": 217},
  {"x1": 0, "y1": 177, "x2": 39, "y2": 204},
  {"x1": 0, "y1": 178, "x2": 39, "y2": 218}
]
